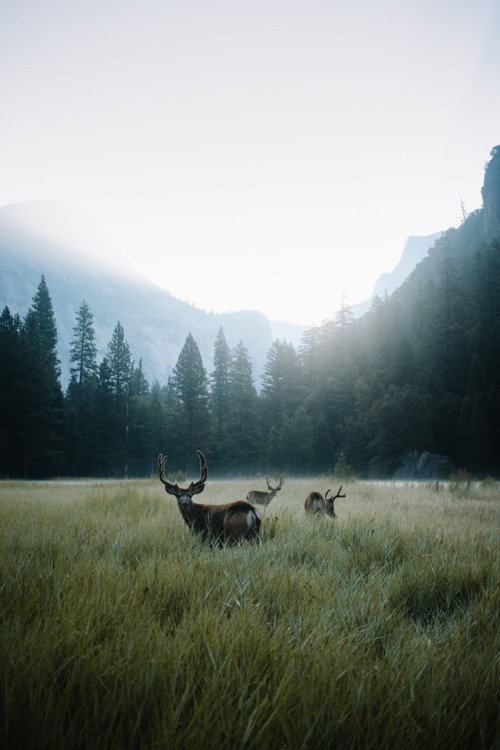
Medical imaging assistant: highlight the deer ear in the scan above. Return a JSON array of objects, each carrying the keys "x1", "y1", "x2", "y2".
[
  {"x1": 163, "y1": 484, "x2": 180, "y2": 497},
  {"x1": 190, "y1": 483, "x2": 205, "y2": 496}
]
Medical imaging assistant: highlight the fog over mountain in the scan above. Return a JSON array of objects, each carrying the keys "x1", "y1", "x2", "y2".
[
  {"x1": 352, "y1": 231, "x2": 443, "y2": 317},
  {"x1": 0, "y1": 201, "x2": 284, "y2": 387},
  {"x1": 0, "y1": 200, "x2": 435, "y2": 387}
]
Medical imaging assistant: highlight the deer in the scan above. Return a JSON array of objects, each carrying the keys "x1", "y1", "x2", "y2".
[
  {"x1": 246, "y1": 477, "x2": 284, "y2": 507},
  {"x1": 158, "y1": 450, "x2": 261, "y2": 546},
  {"x1": 304, "y1": 486, "x2": 346, "y2": 518}
]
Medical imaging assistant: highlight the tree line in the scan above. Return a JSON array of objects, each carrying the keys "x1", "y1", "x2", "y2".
[{"x1": 1, "y1": 228, "x2": 499, "y2": 480}]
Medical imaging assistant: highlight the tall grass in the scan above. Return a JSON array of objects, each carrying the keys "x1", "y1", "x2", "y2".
[{"x1": 1, "y1": 478, "x2": 499, "y2": 749}]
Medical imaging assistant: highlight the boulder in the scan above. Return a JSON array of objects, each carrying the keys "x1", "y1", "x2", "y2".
[{"x1": 393, "y1": 450, "x2": 455, "y2": 481}]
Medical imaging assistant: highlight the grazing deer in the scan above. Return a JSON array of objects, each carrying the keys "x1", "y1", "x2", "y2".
[
  {"x1": 304, "y1": 486, "x2": 345, "y2": 518},
  {"x1": 158, "y1": 450, "x2": 261, "y2": 546},
  {"x1": 246, "y1": 477, "x2": 284, "y2": 507}
]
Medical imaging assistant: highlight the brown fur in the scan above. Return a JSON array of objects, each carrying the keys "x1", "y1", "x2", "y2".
[
  {"x1": 305, "y1": 491, "x2": 326, "y2": 514},
  {"x1": 246, "y1": 477, "x2": 284, "y2": 507},
  {"x1": 305, "y1": 486, "x2": 345, "y2": 518},
  {"x1": 159, "y1": 451, "x2": 261, "y2": 546}
]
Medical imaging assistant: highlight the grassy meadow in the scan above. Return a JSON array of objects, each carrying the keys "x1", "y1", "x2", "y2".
[{"x1": 0, "y1": 476, "x2": 499, "y2": 749}]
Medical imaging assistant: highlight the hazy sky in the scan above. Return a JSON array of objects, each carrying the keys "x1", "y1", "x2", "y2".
[{"x1": 1, "y1": 0, "x2": 499, "y2": 326}]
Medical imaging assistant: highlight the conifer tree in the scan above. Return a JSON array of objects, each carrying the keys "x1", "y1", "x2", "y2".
[
  {"x1": 276, "y1": 406, "x2": 314, "y2": 473},
  {"x1": 432, "y1": 243, "x2": 468, "y2": 393},
  {"x1": 260, "y1": 340, "x2": 303, "y2": 438},
  {"x1": 170, "y1": 333, "x2": 212, "y2": 466},
  {"x1": 91, "y1": 357, "x2": 117, "y2": 476},
  {"x1": 107, "y1": 321, "x2": 133, "y2": 399},
  {"x1": 311, "y1": 413, "x2": 335, "y2": 474},
  {"x1": 0, "y1": 308, "x2": 24, "y2": 476},
  {"x1": 147, "y1": 381, "x2": 167, "y2": 475},
  {"x1": 209, "y1": 327, "x2": 231, "y2": 469},
  {"x1": 31, "y1": 274, "x2": 61, "y2": 378},
  {"x1": 223, "y1": 341, "x2": 263, "y2": 470},
  {"x1": 298, "y1": 326, "x2": 320, "y2": 389},
  {"x1": 70, "y1": 300, "x2": 97, "y2": 385},
  {"x1": 65, "y1": 301, "x2": 99, "y2": 473},
  {"x1": 19, "y1": 289, "x2": 65, "y2": 477},
  {"x1": 334, "y1": 294, "x2": 354, "y2": 333},
  {"x1": 210, "y1": 327, "x2": 231, "y2": 429},
  {"x1": 101, "y1": 323, "x2": 134, "y2": 475}
]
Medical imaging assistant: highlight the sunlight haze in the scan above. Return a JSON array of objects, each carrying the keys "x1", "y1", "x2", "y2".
[{"x1": 1, "y1": 0, "x2": 499, "y2": 325}]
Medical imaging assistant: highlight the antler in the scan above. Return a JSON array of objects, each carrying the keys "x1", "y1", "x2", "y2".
[
  {"x1": 325, "y1": 485, "x2": 345, "y2": 501},
  {"x1": 158, "y1": 450, "x2": 207, "y2": 494},
  {"x1": 189, "y1": 450, "x2": 208, "y2": 491},
  {"x1": 267, "y1": 477, "x2": 284, "y2": 492},
  {"x1": 158, "y1": 454, "x2": 178, "y2": 492}
]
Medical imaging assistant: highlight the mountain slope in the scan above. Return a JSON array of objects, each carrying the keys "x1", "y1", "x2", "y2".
[
  {"x1": 0, "y1": 201, "x2": 275, "y2": 387},
  {"x1": 352, "y1": 231, "x2": 443, "y2": 317}
]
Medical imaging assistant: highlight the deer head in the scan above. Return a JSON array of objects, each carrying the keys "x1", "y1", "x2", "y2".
[
  {"x1": 324, "y1": 486, "x2": 346, "y2": 518},
  {"x1": 305, "y1": 486, "x2": 346, "y2": 516},
  {"x1": 246, "y1": 477, "x2": 284, "y2": 506},
  {"x1": 158, "y1": 450, "x2": 261, "y2": 546},
  {"x1": 158, "y1": 450, "x2": 207, "y2": 509},
  {"x1": 266, "y1": 477, "x2": 284, "y2": 495}
]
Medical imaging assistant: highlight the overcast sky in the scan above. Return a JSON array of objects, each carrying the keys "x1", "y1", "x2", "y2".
[{"x1": 1, "y1": 0, "x2": 499, "y2": 326}]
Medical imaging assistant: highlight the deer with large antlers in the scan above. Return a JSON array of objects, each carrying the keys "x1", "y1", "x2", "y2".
[
  {"x1": 304, "y1": 486, "x2": 345, "y2": 518},
  {"x1": 246, "y1": 477, "x2": 284, "y2": 507},
  {"x1": 158, "y1": 450, "x2": 261, "y2": 546}
]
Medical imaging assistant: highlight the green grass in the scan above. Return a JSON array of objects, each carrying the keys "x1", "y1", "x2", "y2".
[{"x1": 1, "y1": 478, "x2": 499, "y2": 749}]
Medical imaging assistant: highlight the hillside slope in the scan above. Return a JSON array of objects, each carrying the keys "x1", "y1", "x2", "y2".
[{"x1": 0, "y1": 201, "x2": 275, "y2": 387}]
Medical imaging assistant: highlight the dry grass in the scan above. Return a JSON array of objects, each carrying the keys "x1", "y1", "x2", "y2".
[{"x1": 1, "y1": 477, "x2": 499, "y2": 749}]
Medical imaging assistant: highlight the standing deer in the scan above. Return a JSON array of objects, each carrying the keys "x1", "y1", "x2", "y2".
[
  {"x1": 304, "y1": 486, "x2": 345, "y2": 518},
  {"x1": 246, "y1": 477, "x2": 284, "y2": 507},
  {"x1": 159, "y1": 450, "x2": 261, "y2": 546}
]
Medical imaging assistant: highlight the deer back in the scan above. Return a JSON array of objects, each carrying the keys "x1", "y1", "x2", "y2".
[
  {"x1": 304, "y1": 491, "x2": 326, "y2": 514},
  {"x1": 246, "y1": 477, "x2": 284, "y2": 506},
  {"x1": 159, "y1": 451, "x2": 261, "y2": 545}
]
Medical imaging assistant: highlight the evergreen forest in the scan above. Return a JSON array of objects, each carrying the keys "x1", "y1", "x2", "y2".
[{"x1": 1, "y1": 147, "x2": 500, "y2": 480}]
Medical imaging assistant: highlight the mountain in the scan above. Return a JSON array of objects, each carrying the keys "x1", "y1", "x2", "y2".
[
  {"x1": 0, "y1": 200, "x2": 285, "y2": 388},
  {"x1": 482, "y1": 144, "x2": 500, "y2": 242},
  {"x1": 352, "y1": 231, "x2": 443, "y2": 317}
]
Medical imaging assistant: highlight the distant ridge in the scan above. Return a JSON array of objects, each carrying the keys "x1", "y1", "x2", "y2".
[
  {"x1": 0, "y1": 200, "x2": 449, "y2": 385},
  {"x1": 352, "y1": 231, "x2": 443, "y2": 317},
  {"x1": 0, "y1": 200, "x2": 283, "y2": 387}
]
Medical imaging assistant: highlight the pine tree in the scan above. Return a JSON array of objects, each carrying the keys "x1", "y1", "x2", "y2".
[
  {"x1": 107, "y1": 321, "x2": 133, "y2": 400},
  {"x1": 91, "y1": 357, "x2": 117, "y2": 476},
  {"x1": 431, "y1": 243, "x2": 469, "y2": 393},
  {"x1": 260, "y1": 340, "x2": 303, "y2": 438},
  {"x1": 31, "y1": 274, "x2": 61, "y2": 378},
  {"x1": 19, "y1": 303, "x2": 65, "y2": 477},
  {"x1": 210, "y1": 327, "x2": 231, "y2": 429},
  {"x1": 311, "y1": 413, "x2": 335, "y2": 473},
  {"x1": 223, "y1": 341, "x2": 263, "y2": 471},
  {"x1": 70, "y1": 301, "x2": 97, "y2": 385},
  {"x1": 456, "y1": 356, "x2": 490, "y2": 472},
  {"x1": 160, "y1": 377, "x2": 184, "y2": 468},
  {"x1": 170, "y1": 333, "x2": 212, "y2": 467},
  {"x1": 0, "y1": 308, "x2": 24, "y2": 476},
  {"x1": 101, "y1": 323, "x2": 134, "y2": 475},
  {"x1": 130, "y1": 359, "x2": 150, "y2": 397},
  {"x1": 298, "y1": 326, "x2": 320, "y2": 389},
  {"x1": 17, "y1": 278, "x2": 65, "y2": 477},
  {"x1": 147, "y1": 382, "x2": 167, "y2": 475},
  {"x1": 334, "y1": 294, "x2": 354, "y2": 333},
  {"x1": 276, "y1": 406, "x2": 314, "y2": 473},
  {"x1": 65, "y1": 301, "x2": 99, "y2": 474}
]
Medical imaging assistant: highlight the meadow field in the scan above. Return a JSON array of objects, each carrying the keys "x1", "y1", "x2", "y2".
[{"x1": 0, "y1": 476, "x2": 499, "y2": 749}]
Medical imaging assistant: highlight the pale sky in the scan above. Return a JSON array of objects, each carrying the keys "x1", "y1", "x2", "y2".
[{"x1": 1, "y1": 0, "x2": 499, "y2": 326}]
